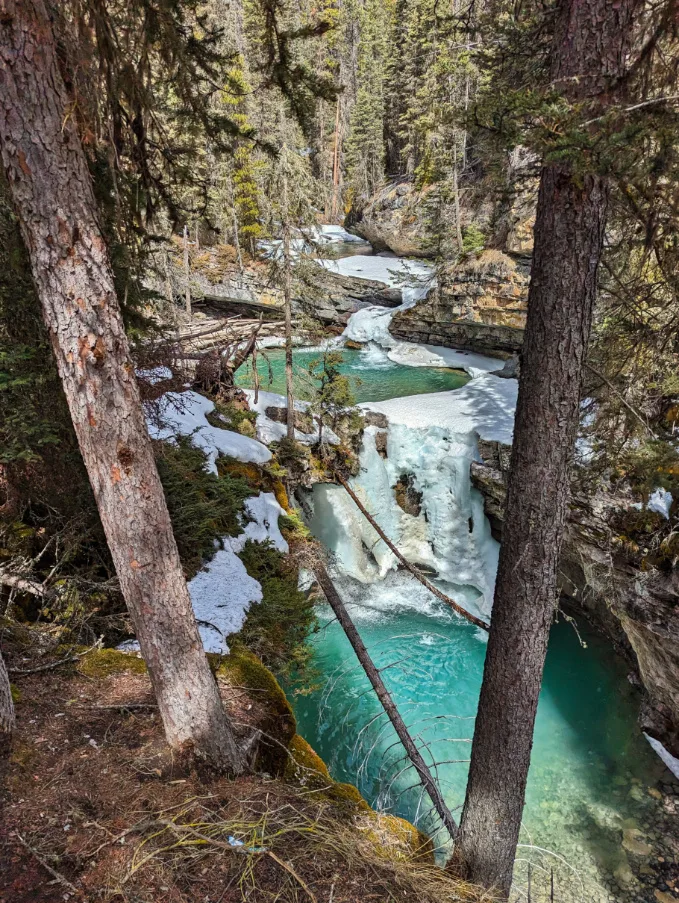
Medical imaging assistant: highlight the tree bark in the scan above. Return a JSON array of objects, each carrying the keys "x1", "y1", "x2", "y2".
[
  {"x1": 183, "y1": 224, "x2": 192, "y2": 317},
  {"x1": 280, "y1": 140, "x2": 295, "y2": 441},
  {"x1": 0, "y1": 647, "x2": 14, "y2": 764},
  {"x1": 450, "y1": 0, "x2": 640, "y2": 894},
  {"x1": 0, "y1": 0, "x2": 242, "y2": 773}
]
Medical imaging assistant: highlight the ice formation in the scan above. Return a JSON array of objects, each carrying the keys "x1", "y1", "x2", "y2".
[
  {"x1": 147, "y1": 390, "x2": 272, "y2": 472},
  {"x1": 308, "y1": 373, "x2": 517, "y2": 622}
]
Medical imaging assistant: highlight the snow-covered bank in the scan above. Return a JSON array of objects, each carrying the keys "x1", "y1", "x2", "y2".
[
  {"x1": 243, "y1": 388, "x2": 340, "y2": 446},
  {"x1": 120, "y1": 491, "x2": 287, "y2": 655},
  {"x1": 148, "y1": 390, "x2": 271, "y2": 472}
]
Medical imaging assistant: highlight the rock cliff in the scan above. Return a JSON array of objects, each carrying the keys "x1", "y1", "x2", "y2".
[
  {"x1": 472, "y1": 439, "x2": 679, "y2": 758},
  {"x1": 390, "y1": 250, "x2": 528, "y2": 358}
]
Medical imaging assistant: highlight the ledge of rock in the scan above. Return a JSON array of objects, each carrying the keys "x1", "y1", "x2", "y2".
[
  {"x1": 471, "y1": 444, "x2": 679, "y2": 758},
  {"x1": 390, "y1": 250, "x2": 528, "y2": 358}
]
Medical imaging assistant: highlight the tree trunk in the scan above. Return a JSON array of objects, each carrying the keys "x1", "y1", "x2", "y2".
[
  {"x1": 0, "y1": 647, "x2": 14, "y2": 763},
  {"x1": 183, "y1": 224, "x2": 192, "y2": 316},
  {"x1": 280, "y1": 142, "x2": 295, "y2": 441},
  {"x1": 313, "y1": 563, "x2": 459, "y2": 843},
  {"x1": 450, "y1": 0, "x2": 640, "y2": 894},
  {"x1": 0, "y1": 0, "x2": 242, "y2": 773}
]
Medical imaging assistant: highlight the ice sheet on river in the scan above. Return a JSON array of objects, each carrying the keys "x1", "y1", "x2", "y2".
[{"x1": 360, "y1": 373, "x2": 517, "y2": 445}]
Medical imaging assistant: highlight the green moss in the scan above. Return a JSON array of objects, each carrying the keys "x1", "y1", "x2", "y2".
[
  {"x1": 215, "y1": 647, "x2": 296, "y2": 774},
  {"x1": 77, "y1": 648, "x2": 147, "y2": 678},
  {"x1": 285, "y1": 733, "x2": 331, "y2": 782},
  {"x1": 209, "y1": 401, "x2": 258, "y2": 437},
  {"x1": 9, "y1": 683, "x2": 21, "y2": 704},
  {"x1": 236, "y1": 541, "x2": 316, "y2": 676},
  {"x1": 214, "y1": 647, "x2": 295, "y2": 728},
  {"x1": 327, "y1": 781, "x2": 372, "y2": 810},
  {"x1": 156, "y1": 438, "x2": 251, "y2": 577}
]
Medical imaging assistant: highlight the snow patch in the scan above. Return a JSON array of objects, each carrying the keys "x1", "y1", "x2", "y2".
[
  {"x1": 243, "y1": 388, "x2": 339, "y2": 446},
  {"x1": 118, "y1": 492, "x2": 288, "y2": 655},
  {"x1": 648, "y1": 487, "x2": 673, "y2": 520},
  {"x1": 148, "y1": 390, "x2": 271, "y2": 472},
  {"x1": 188, "y1": 546, "x2": 263, "y2": 653},
  {"x1": 229, "y1": 492, "x2": 289, "y2": 554},
  {"x1": 136, "y1": 366, "x2": 173, "y2": 384}
]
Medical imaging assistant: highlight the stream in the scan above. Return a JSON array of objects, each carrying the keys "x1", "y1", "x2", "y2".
[{"x1": 244, "y1": 240, "x2": 676, "y2": 902}]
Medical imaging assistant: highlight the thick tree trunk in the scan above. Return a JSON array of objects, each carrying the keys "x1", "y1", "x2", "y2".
[
  {"x1": 450, "y1": 0, "x2": 639, "y2": 894},
  {"x1": 0, "y1": 0, "x2": 241, "y2": 772},
  {"x1": 0, "y1": 647, "x2": 14, "y2": 763},
  {"x1": 280, "y1": 144, "x2": 295, "y2": 441}
]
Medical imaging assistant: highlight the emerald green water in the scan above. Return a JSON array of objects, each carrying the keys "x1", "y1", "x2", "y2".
[
  {"x1": 277, "y1": 348, "x2": 672, "y2": 902},
  {"x1": 235, "y1": 346, "x2": 468, "y2": 403}
]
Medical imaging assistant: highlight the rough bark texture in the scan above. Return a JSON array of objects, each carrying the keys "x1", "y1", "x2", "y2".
[
  {"x1": 0, "y1": 0, "x2": 241, "y2": 772},
  {"x1": 0, "y1": 647, "x2": 14, "y2": 763},
  {"x1": 451, "y1": 0, "x2": 640, "y2": 894}
]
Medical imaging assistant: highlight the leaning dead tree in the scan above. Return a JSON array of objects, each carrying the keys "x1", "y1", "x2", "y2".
[{"x1": 313, "y1": 562, "x2": 459, "y2": 843}]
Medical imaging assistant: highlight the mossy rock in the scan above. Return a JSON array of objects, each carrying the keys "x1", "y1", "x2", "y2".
[
  {"x1": 272, "y1": 479, "x2": 289, "y2": 511},
  {"x1": 219, "y1": 458, "x2": 268, "y2": 489},
  {"x1": 327, "y1": 780, "x2": 372, "y2": 811},
  {"x1": 213, "y1": 648, "x2": 296, "y2": 774},
  {"x1": 77, "y1": 648, "x2": 147, "y2": 679},
  {"x1": 358, "y1": 812, "x2": 435, "y2": 864},
  {"x1": 285, "y1": 733, "x2": 331, "y2": 784}
]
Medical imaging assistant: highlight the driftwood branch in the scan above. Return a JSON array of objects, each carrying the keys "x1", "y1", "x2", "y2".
[
  {"x1": 14, "y1": 833, "x2": 80, "y2": 896},
  {"x1": 0, "y1": 570, "x2": 55, "y2": 600},
  {"x1": 334, "y1": 473, "x2": 489, "y2": 631},
  {"x1": 313, "y1": 562, "x2": 458, "y2": 842}
]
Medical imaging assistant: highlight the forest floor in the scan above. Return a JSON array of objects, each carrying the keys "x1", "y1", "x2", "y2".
[{"x1": 0, "y1": 633, "x2": 487, "y2": 903}]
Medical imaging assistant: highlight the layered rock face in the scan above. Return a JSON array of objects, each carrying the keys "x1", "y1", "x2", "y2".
[
  {"x1": 390, "y1": 251, "x2": 528, "y2": 358},
  {"x1": 348, "y1": 181, "x2": 431, "y2": 257},
  {"x1": 472, "y1": 440, "x2": 679, "y2": 758}
]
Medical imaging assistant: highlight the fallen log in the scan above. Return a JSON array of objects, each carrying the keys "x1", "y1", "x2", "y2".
[{"x1": 313, "y1": 562, "x2": 458, "y2": 842}]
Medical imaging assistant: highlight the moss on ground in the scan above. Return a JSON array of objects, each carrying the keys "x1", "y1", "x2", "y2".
[{"x1": 77, "y1": 648, "x2": 147, "y2": 678}]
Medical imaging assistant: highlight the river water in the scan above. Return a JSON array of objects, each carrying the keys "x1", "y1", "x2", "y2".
[{"x1": 248, "y1": 240, "x2": 676, "y2": 902}]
